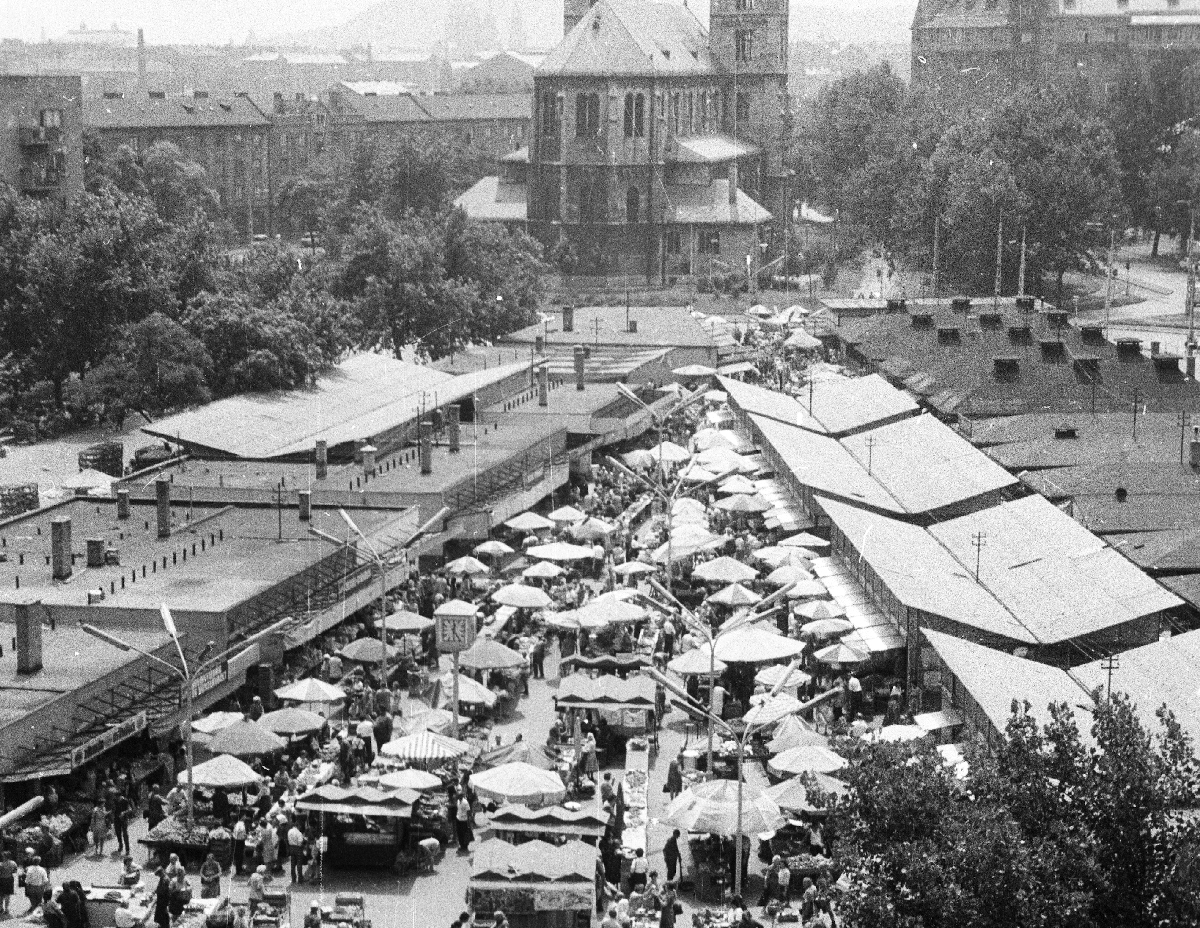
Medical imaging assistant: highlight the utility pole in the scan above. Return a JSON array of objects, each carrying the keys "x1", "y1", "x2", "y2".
[
  {"x1": 993, "y1": 216, "x2": 1003, "y2": 313},
  {"x1": 1104, "y1": 228, "x2": 1115, "y2": 330},
  {"x1": 1181, "y1": 411, "x2": 1189, "y2": 465},
  {"x1": 1132, "y1": 387, "x2": 1141, "y2": 441},
  {"x1": 1186, "y1": 212, "x2": 1197, "y2": 378},
  {"x1": 1017, "y1": 225, "x2": 1027, "y2": 297},
  {"x1": 1102, "y1": 650, "x2": 1120, "y2": 701},
  {"x1": 865, "y1": 435, "x2": 878, "y2": 475},
  {"x1": 932, "y1": 216, "x2": 941, "y2": 305},
  {"x1": 971, "y1": 531, "x2": 987, "y2": 582}
]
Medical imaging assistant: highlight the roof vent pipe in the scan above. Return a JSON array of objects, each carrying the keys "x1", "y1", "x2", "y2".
[
  {"x1": 86, "y1": 538, "x2": 105, "y2": 569},
  {"x1": 298, "y1": 490, "x2": 311, "y2": 521},
  {"x1": 116, "y1": 488, "x2": 130, "y2": 520},
  {"x1": 574, "y1": 345, "x2": 586, "y2": 391},
  {"x1": 156, "y1": 476, "x2": 171, "y2": 539},
  {"x1": 315, "y1": 440, "x2": 328, "y2": 480},
  {"x1": 51, "y1": 518, "x2": 72, "y2": 581},
  {"x1": 1190, "y1": 426, "x2": 1200, "y2": 470},
  {"x1": 419, "y1": 421, "x2": 433, "y2": 475},
  {"x1": 539, "y1": 366, "x2": 549, "y2": 406},
  {"x1": 448, "y1": 405, "x2": 461, "y2": 454},
  {"x1": 14, "y1": 601, "x2": 41, "y2": 675},
  {"x1": 362, "y1": 444, "x2": 377, "y2": 476},
  {"x1": 562, "y1": 306, "x2": 575, "y2": 333}
]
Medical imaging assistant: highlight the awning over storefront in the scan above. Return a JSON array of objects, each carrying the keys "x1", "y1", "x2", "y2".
[{"x1": 295, "y1": 784, "x2": 419, "y2": 819}]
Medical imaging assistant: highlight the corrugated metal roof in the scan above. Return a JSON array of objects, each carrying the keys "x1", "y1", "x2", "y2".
[
  {"x1": 720, "y1": 376, "x2": 804, "y2": 425},
  {"x1": 145, "y1": 353, "x2": 528, "y2": 460},
  {"x1": 539, "y1": 0, "x2": 717, "y2": 77},
  {"x1": 929, "y1": 495, "x2": 1183, "y2": 642},
  {"x1": 665, "y1": 180, "x2": 772, "y2": 225},
  {"x1": 793, "y1": 373, "x2": 920, "y2": 436}
]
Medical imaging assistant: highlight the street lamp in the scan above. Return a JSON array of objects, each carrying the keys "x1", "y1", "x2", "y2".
[
  {"x1": 649, "y1": 654, "x2": 804, "y2": 897},
  {"x1": 81, "y1": 609, "x2": 292, "y2": 828},
  {"x1": 338, "y1": 508, "x2": 390, "y2": 690}
]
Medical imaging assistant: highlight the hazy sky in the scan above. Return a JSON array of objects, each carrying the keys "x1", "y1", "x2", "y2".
[{"x1": 0, "y1": 0, "x2": 916, "y2": 46}]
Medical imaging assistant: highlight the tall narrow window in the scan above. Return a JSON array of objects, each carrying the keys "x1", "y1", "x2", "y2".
[
  {"x1": 541, "y1": 91, "x2": 558, "y2": 136},
  {"x1": 735, "y1": 30, "x2": 753, "y2": 62},
  {"x1": 575, "y1": 92, "x2": 600, "y2": 136},
  {"x1": 685, "y1": 93, "x2": 694, "y2": 133},
  {"x1": 671, "y1": 92, "x2": 680, "y2": 133},
  {"x1": 736, "y1": 91, "x2": 751, "y2": 122},
  {"x1": 624, "y1": 93, "x2": 635, "y2": 137},
  {"x1": 626, "y1": 187, "x2": 640, "y2": 223},
  {"x1": 634, "y1": 93, "x2": 645, "y2": 137}
]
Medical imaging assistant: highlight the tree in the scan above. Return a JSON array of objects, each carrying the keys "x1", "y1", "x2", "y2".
[
  {"x1": 85, "y1": 313, "x2": 211, "y2": 422},
  {"x1": 833, "y1": 694, "x2": 1200, "y2": 928}
]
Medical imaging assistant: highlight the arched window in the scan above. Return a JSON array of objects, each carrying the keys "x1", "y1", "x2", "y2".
[
  {"x1": 626, "y1": 186, "x2": 640, "y2": 223},
  {"x1": 624, "y1": 92, "x2": 646, "y2": 138},
  {"x1": 575, "y1": 92, "x2": 600, "y2": 136}
]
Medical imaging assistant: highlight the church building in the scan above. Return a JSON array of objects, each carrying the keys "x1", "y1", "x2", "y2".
[{"x1": 455, "y1": 0, "x2": 789, "y2": 285}]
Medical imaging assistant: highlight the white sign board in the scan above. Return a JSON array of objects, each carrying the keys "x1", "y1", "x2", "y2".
[{"x1": 435, "y1": 614, "x2": 476, "y2": 653}]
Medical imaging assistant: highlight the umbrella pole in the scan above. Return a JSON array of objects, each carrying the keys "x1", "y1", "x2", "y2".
[
  {"x1": 707, "y1": 641, "x2": 715, "y2": 777},
  {"x1": 184, "y1": 669, "x2": 195, "y2": 830},
  {"x1": 734, "y1": 736, "x2": 745, "y2": 897},
  {"x1": 451, "y1": 652, "x2": 461, "y2": 739}
]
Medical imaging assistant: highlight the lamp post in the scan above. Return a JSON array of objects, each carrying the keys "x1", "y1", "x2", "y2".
[
  {"x1": 649, "y1": 655, "x2": 804, "y2": 897},
  {"x1": 338, "y1": 508, "x2": 390, "y2": 689},
  {"x1": 81, "y1": 609, "x2": 293, "y2": 828}
]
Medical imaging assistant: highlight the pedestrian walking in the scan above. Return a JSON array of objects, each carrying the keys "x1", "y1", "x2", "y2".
[
  {"x1": 663, "y1": 829, "x2": 682, "y2": 883},
  {"x1": 455, "y1": 793, "x2": 473, "y2": 851}
]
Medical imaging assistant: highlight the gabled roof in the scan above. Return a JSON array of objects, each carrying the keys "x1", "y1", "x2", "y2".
[
  {"x1": 665, "y1": 180, "x2": 771, "y2": 225},
  {"x1": 792, "y1": 373, "x2": 920, "y2": 437},
  {"x1": 539, "y1": 0, "x2": 719, "y2": 77},
  {"x1": 416, "y1": 93, "x2": 530, "y2": 121},
  {"x1": 454, "y1": 176, "x2": 528, "y2": 222},
  {"x1": 84, "y1": 94, "x2": 269, "y2": 129}
]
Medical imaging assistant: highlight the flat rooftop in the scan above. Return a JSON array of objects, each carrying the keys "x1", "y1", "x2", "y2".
[
  {"x1": 750, "y1": 412, "x2": 1018, "y2": 518},
  {"x1": 0, "y1": 624, "x2": 171, "y2": 726},
  {"x1": 0, "y1": 498, "x2": 409, "y2": 613},
  {"x1": 821, "y1": 495, "x2": 1181, "y2": 646},
  {"x1": 503, "y1": 305, "x2": 732, "y2": 350},
  {"x1": 145, "y1": 353, "x2": 528, "y2": 460}
]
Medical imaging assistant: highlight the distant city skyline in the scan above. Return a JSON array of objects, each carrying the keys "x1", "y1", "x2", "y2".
[{"x1": 0, "y1": 0, "x2": 917, "y2": 48}]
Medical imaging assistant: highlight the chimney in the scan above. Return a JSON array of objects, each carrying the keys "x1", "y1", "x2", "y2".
[
  {"x1": 574, "y1": 345, "x2": 586, "y2": 391},
  {"x1": 628, "y1": 318, "x2": 638, "y2": 334},
  {"x1": 86, "y1": 538, "x2": 105, "y2": 569},
  {"x1": 448, "y1": 404, "x2": 461, "y2": 454},
  {"x1": 298, "y1": 490, "x2": 311, "y2": 521},
  {"x1": 51, "y1": 518, "x2": 72, "y2": 581},
  {"x1": 14, "y1": 601, "x2": 42, "y2": 675},
  {"x1": 273, "y1": 91, "x2": 284, "y2": 113},
  {"x1": 315, "y1": 440, "x2": 328, "y2": 480},
  {"x1": 116, "y1": 488, "x2": 130, "y2": 520},
  {"x1": 535, "y1": 334, "x2": 545, "y2": 353},
  {"x1": 728, "y1": 162, "x2": 739, "y2": 209},
  {"x1": 419, "y1": 420, "x2": 433, "y2": 475},
  {"x1": 562, "y1": 306, "x2": 575, "y2": 333},
  {"x1": 137, "y1": 29, "x2": 146, "y2": 82},
  {"x1": 362, "y1": 444, "x2": 377, "y2": 476},
  {"x1": 539, "y1": 366, "x2": 549, "y2": 406},
  {"x1": 1151, "y1": 341, "x2": 1161, "y2": 356},
  {"x1": 155, "y1": 476, "x2": 171, "y2": 539},
  {"x1": 1191, "y1": 426, "x2": 1200, "y2": 470}
]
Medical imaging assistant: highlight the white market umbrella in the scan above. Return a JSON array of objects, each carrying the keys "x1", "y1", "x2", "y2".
[
  {"x1": 446, "y1": 556, "x2": 490, "y2": 576},
  {"x1": 672, "y1": 364, "x2": 718, "y2": 378},
  {"x1": 576, "y1": 594, "x2": 646, "y2": 628},
  {"x1": 795, "y1": 600, "x2": 847, "y2": 621},
  {"x1": 649, "y1": 441, "x2": 692, "y2": 464},
  {"x1": 784, "y1": 330, "x2": 822, "y2": 351},
  {"x1": 665, "y1": 779, "x2": 783, "y2": 836},
  {"x1": 680, "y1": 464, "x2": 719, "y2": 484},
  {"x1": 192, "y1": 711, "x2": 243, "y2": 737},
  {"x1": 376, "y1": 610, "x2": 434, "y2": 633},
  {"x1": 571, "y1": 517, "x2": 616, "y2": 541},
  {"x1": 707, "y1": 583, "x2": 763, "y2": 608},
  {"x1": 470, "y1": 762, "x2": 566, "y2": 807},
  {"x1": 801, "y1": 618, "x2": 854, "y2": 638},
  {"x1": 400, "y1": 708, "x2": 464, "y2": 735},
  {"x1": 779, "y1": 532, "x2": 829, "y2": 550},
  {"x1": 614, "y1": 561, "x2": 657, "y2": 577},
  {"x1": 182, "y1": 755, "x2": 261, "y2": 789},
  {"x1": 693, "y1": 556, "x2": 759, "y2": 584},
  {"x1": 715, "y1": 626, "x2": 805, "y2": 663},
  {"x1": 672, "y1": 497, "x2": 709, "y2": 518},
  {"x1": 435, "y1": 598, "x2": 479, "y2": 617},
  {"x1": 379, "y1": 769, "x2": 442, "y2": 791},
  {"x1": 505, "y1": 512, "x2": 555, "y2": 533},
  {"x1": 767, "y1": 717, "x2": 826, "y2": 754},
  {"x1": 339, "y1": 638, "x2": 399, "y2": 665},
  {"x1": 622, "y1": 449, "x2": 655, "y2": 469},
  {"x1": 439, "y1": 672, "x2": 498, "y2": 707},
  {"x1": 814, "y1": 642, "x2": 866, "y2": 664},
  {"x1": 547, "y1": 505, "x2": 587, "y2": 524},
  {"x1": 381, "y1": 731, "x2": 471, "y2": 764},
  {"x1": 718, "y1": 474, "x2": 757, "y2": 495},
  {"x1": 274, "y1": 679, "x2": 346, "y2": 704},
  {"x1": 767, "y1": 565, "x2": 812, "y2": 586},
  {"x1": 474, "y1": 540, "x2": 515, "y2": 557},
  {"x1": 667, "y1": 644, "x2": 725, "y2": 676},
  {"x1": 492, "y1": 584, "x2": 554, "y2": 609},
  {"x1": 259, "y1": 708, "x2": 326, "y2": 737},
  {"x1": 747, "y1": 304, "x2": 773, "y2": 318},
  {"x1": 209, "y1": 719, "x2": 287, "y2": 757},
  {"x1": 523, "y1": 560, "x2": 565, "y2": 579},
  {"x1": 743, "y1": 693, "x2": 804, "y2": 727},
  {"x1": 458, "y1": 637, "x2": 525, "y2": 671},
  {"x1": 755, "y1": 664, "x2": 811, "y2": 689},
  {"x1": 526, "y1": 541, "x2": 596, "y2": 562},
  {"x1": 786, "y1": 579, "x2": 828, "y2": 599},
  {"x1": 768, "y1": 745, "x2": 847, "y2": 777}
]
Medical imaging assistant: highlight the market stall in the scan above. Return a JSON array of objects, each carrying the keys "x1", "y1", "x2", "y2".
[
  {"x1": 468, "y1": 838, "x2": 596, "y2": 928},
  {"x1": 486, "y1": 804, "x2": 607, "y2": 845},
  {"x1": 294, "y1": 784, "x2": 419, "y2": 869},
  {"x1": 555, "y1": 674, "x2": 658, "y2": 739}
]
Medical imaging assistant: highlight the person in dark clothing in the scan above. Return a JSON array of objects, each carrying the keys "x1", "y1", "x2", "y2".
[
  {"x1": 212, "y1": 789, "x2": 229, "y2": 823},
  {"x1": 530, "y1": 641, "x2": 545, "y2": 679},
  {"x1": 146, "y1": 787, "x2": 166, "y2": 831},
  {"x1": 60, "y1": 887, "x2": 83, "y2": 928},
  {"x1": 112, "y1": 793, "x2": 132, "y2": 855},
  {"x1": 152, "y1": 870, "x2": 171, "y2": 928},
  {"x1": 373, "y1": 714, "x2": 392, "y2": 754},
  {"x1": 663, "y1": 829, "x2": 682, "y2": 883}
]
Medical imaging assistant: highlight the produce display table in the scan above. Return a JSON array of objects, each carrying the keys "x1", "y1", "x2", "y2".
[{"x1": 620, "y1": 742, "x2": 649, "y2": 853}]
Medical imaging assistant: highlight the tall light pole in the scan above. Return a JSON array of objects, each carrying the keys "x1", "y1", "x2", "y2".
[
  {"x1": 338, "y1": 508, "x2": 390, "y2": 689},
  {"x1": 81, "y1": 610, "x2": 292, "y2": 828}
]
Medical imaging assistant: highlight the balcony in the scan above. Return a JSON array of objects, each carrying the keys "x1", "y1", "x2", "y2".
[
  {"x1": 20, "y1": 166, "x2": 63, "y2": 193},
  {"x1": 18, "y1": 126, "x2": 62, "y2": 147}
]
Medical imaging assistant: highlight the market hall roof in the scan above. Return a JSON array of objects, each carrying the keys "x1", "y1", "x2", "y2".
[
  {"x1": 720, "y1": 373, "x2": 919, "y2": 437},
  {"x1": 145, "y1": 353, "x2": 528, "y2": 460},
  {"x1": 749, "y1": 412, "x2": 1018, "y2": 518},
  {"x1": 538, "y1": 0, "x2": 719, "y2": 78},
  {"x1": 471, "y1": 837, "x2": 597, "y2": 882},
  {"x1": 820, "y1": 495, "x2": 1183, "y2": 647}
]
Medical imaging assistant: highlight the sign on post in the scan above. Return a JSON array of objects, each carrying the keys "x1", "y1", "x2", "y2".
[{"x1": 435, "y1": 614, "x2": 476, "y2": 653}]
